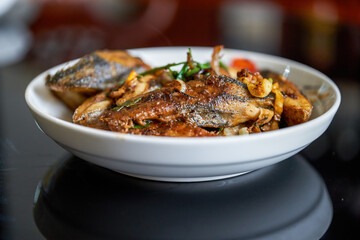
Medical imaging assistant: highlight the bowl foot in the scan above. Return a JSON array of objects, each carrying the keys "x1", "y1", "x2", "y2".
[{"x1": 115, "y1": 171, "x2": 251, "y2": 182}]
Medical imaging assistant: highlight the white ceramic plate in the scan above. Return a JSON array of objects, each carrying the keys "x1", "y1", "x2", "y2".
[{"x1": 25, "y1": 47, "x2": 341, "y2": 182}]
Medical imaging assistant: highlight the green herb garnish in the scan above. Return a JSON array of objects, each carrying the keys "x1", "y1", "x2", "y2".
[
  {"x1": 196, "y1": 62, "x2": 211, "y2": 69},
  {"x1": 137, "y1": 49, "x2": 221, "y2": 81},
  {"x1": 113, "y1": 97, "x2": 142, "y2": 111},
  {"x1": 217, "y1": 127, "x2": 224, "y2": 135},
  {"x1": 130, "y1": 121, "x2": 150, "y2": 129},
  {"x1": 139, "y1": 62, "x2": 186, "y2": 77},
  {"x1": 185, "y1": 67, "x2": 201, "y2": 77},
  {"x1": 219, "y1": 61, "x2": 228, "y2": 71},
  {"x1": 106, "y1": 88, "x2": 117, "y2": 97},
  {"x1": 176, "y1": 63, "x2": 189, "y2": 80}
]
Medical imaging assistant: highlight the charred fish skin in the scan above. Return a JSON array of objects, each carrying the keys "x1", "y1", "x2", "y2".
[
  {"x1": 103, "y1": 87, "x2": 182, "y2": 132},
  {"x1": 102, "y1": 74, "x2": 275, "y2": 134},
  {"x1": 46, "y1": 50, "x2": 150, "y2": 93},
  {"x1": 188, "y1": 94, "x2": 270, "y2": 128},
  {"x1": 185, "y1": 75, "x2": 273, "y2": 128}
]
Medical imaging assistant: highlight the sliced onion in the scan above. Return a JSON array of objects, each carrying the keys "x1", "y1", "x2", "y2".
[{"x1": 175, "y1": 79, "x2": 187, "y2": 93}]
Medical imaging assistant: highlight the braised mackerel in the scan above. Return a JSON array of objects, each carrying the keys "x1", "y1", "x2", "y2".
[
  {"x1": 46, "y1": 50, "x2": 150, "y2": 110},
  {"x1": 101, "y1": 74, "x2": 275, "y2": 136},
  {"x1": 46, "y1": 46, "x2": 313, "y2": 137}
]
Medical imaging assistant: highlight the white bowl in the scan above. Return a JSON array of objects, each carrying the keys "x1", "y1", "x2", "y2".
[{"x1": 25, "y1": 47, "x2": 341, "y2": 182}]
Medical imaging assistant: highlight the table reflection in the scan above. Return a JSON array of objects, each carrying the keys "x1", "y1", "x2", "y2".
[{"x1": 34, "y1": 155, "x2": 332, "y2": 240}]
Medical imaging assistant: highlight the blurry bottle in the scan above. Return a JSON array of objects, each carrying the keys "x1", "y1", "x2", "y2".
[
  {"x1": 219, "y1": 0, "x2": 283, "y2": 55},
  {"x1": 301, "y1": 0, "x2": 338, "y2": 72}
]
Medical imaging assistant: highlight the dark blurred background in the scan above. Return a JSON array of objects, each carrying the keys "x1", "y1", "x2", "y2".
[
  {"x1": 3, "y1": 0, "x2": 359, "y2": 77},
  {"x1": 0, "y1": 0, "x2": 359, "y2": 239}
]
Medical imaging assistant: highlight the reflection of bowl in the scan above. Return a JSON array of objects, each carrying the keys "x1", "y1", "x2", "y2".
[
  {"x1": 34, "y1": 155, "x2": 332, "y2": 239},
  {"x1": 25, "y1": 47, "x2": 341, "y2": 182}
]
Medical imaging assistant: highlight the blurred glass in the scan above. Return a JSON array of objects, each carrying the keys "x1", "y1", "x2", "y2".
[
  {"x1": 220, "y1": 0, "x2": 283, "y2": 55},
  {"x1": 0, "y1": 0, "x2": 33, "y2": 66}
]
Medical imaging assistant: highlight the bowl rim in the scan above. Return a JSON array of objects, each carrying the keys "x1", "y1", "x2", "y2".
[{"x1": 25, "y1": 46, "x2": 341, "y2": 145}]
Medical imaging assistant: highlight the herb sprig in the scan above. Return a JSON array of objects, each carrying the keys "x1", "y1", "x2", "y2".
[
  {"x1": 111, "y1": 49, "x2": 228, "y2": 112},
  {"x1": 139, "y1": 62, "x2": 186, "y2": 77},
  {"x1": 137, "y1": 48, "x2": 225, "y2": 81},
  {"x1": 113, "y1": 97, "x2": 142, "y2": 111},
  {"x1": 130, "y1": 121, "x2": 150, "y2": 129}
]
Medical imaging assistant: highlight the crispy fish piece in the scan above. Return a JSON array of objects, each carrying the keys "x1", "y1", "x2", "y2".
[
  {"x1": 72, "y1": 92, "x2": 112, "y2": 130},
  {"x1": 51, "y1": 91, "x2": 89, "y2": 111},
  {"x1": 73, "y1": 72, "x2": 163, "y2": 129},
  {"x1": 46, "y1": 50, "x2": 150, "y2": 109},
  {"x1": 185, "y1": 76, "x2": 274, "y2": 128},
  {"x1": 101, "y1": 74, "x2": 275, "y2": 136},
  {"x1": 49, "y1": 46, "x2": 313, "y2": 137},
  {"x1": 261, "y1": 70, "x2": 313, "y2": 126},
  {"x1": 46, "y1": 50, "x2": 150, "y2": 93}
]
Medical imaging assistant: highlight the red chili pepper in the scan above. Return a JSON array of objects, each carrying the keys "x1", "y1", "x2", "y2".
[{"x1": 230, "y1": 58, "x2": 257, "y2": 73}]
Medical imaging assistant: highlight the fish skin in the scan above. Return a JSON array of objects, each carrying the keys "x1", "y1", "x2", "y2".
[
  {"x1": 46, "y1": 50, "x2": 150, "y2": 93},
  {"x1": 101, "y1": 74, "x2": 274, "y2": 134}
]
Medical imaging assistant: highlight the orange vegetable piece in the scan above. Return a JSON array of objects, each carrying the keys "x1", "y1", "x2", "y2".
[{"x1": 231, "y1": 58, "x2": 257, "y2": 73}]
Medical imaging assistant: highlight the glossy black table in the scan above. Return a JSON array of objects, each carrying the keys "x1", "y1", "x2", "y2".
[
  {"x1": 33, "y1": 155, "x2": 332, "y2": 240},
  {"x1": 1, "y1": 60, "x2": 360, "y2": 239}
]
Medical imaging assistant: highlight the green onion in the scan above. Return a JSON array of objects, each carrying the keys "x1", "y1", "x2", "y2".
[
  {"x1": 139, "y1": 62, "x2": 186, "y2": 76},
  {"x1": 195, "y1": 61, "x2": 211, "y2": 69},
  {"x1": 219, "y1": 61, "x2": 228, "y2": 71},
  {"x1": 137, "y1": 50, "x2": 221, "y2": 82},
  {"x1": 176, "y1": 63, "x2": 189, "y2": 80},
  {"x1": 185, "y1": 67, "x2": 201, "y2": 77},
  {"x1": 169, "y1": 69, "x2": 179, "y2": 79},
  {"x1": 130, "y1": 121, "x2": 150, "y2": 129},
  {"x1": 217, "y1": 127, "x2": 224, "y2": 135},
  {"x1": 113, "y1": 97, "x2": 142, "y2": 111},
  {"x1": 106, "y1": 88, "x2": 116, "y2": 97}
]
